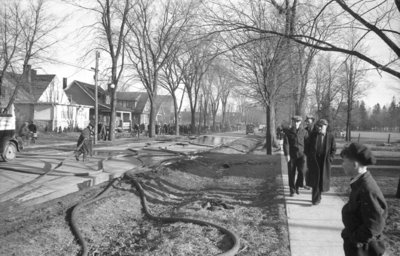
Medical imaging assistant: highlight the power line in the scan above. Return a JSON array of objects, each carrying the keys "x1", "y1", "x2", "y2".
[{"x1": 36, "y1": 56, "x2": 93, "y2": 71}]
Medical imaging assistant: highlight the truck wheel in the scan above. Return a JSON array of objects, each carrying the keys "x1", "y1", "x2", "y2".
[{"x1": 2, "y1": 142, "x2": 17, "y2": 162}]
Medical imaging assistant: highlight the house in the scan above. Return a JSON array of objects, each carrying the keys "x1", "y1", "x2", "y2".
[
  {"x1": 64, "y1": 80, "x2": 174, "y2": 130},
  {"x1": 1, "y1": 65, "x2": 90, "y2": 132}
]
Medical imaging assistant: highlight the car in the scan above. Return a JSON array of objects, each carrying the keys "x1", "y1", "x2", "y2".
[{"x1": 246, "y1": 124, "x2": 255, "y2": 135}]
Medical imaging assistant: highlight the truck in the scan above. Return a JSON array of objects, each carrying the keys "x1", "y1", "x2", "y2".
[{"x1": 0, "y1": 104, "x2": 22, "y2": 161}]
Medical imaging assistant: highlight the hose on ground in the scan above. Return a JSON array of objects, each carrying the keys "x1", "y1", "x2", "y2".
[
  {"x1": 70, "y1": 178, "x2": 120, "y2": 256},
  {"x1": 126, "y1": 175, "x2": 241, "y2": 256},
  {"x1": 70, "y1": 175, "x2": 240, "y2": 256}
]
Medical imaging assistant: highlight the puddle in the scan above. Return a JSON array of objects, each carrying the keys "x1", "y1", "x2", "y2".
[{"x1": 193, "y1": 136, "x2": 235, "y2": 146}]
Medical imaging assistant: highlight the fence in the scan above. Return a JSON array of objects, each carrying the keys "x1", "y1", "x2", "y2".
[{"x1": 349, "y1": 131, "x2": 400, "y2": 144}]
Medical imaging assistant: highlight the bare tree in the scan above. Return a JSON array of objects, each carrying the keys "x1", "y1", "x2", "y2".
[
  {"x1": 125, "y1": 0, "x2": 195, "y2": 137},
  {"x1": 1, "y1": 0, "x2": 66, "y2": 112},
  {"x1": 66, "y1": 0, "x2": 131, "y2": 141},
  {"x1": 214, "y1": 0, "x2": 290, "y2": 154},
  {"x1": 159, "y1": 48, "x2": 186, "y2": 135},
  {"x1": 311, "y1": 53, "x2": 345, "y2": 126},
  {"x1": 340, "y1": 26, "x2": 369, "y2": 141},
  {"x1": 19, "y1": 0, "x2": 67, "y2": 72},
  {"x1": 207, "y1": 0, "x2": 400, "y2": 79},
  {"x1": 0, "y1": 2, "x2": 22, "y2": 107},
  {"x1": 203, "y1": 65, "x2": 221, "y2": 131},
  {"x1": 178, "y1": 37, "x2": 217, "y2": 134}
]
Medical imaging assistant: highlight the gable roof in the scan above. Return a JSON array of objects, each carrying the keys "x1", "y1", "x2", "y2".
[
  {"x1": 31, "y1": 74, "x2": 55, "y2": 101},
  {"x1": 65, "y1": 80, "x2": 112, "y2": 110},
  {"x1": 0, "y1": 72, "x2": 35, "y2": 104},
  {"x1": 116, "y1": 91, "x2": 148, "y2": 114}
]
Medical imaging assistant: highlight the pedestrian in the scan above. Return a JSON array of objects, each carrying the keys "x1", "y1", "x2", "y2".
[
  {"x1": 303, "y1": 115, "x2": 316, "y2": 190},
  {"x1": 28, "y1": 121, "x2": 38, "y2": 143},
  {"x1": 304, "y1": 115, "x2": 315, "y2": 135},
  {"x1": 304, "y1": 118, "x2": 336, "y2": 205},
  {"x1": 75, "y1": 123, "x2": 94, "y2": 162},
  {"x1": 283, "y1": 115, "x2": 308, "y2": 196},
  {"x1": 97, "y1": 123, "x2": 106, "y2": 141},
  {"x1": 19, "y1": 121, "x2": 30, "y2": 146},
  {"x1": 340, "y1": 142, "x2": 387, "y2": 256}
]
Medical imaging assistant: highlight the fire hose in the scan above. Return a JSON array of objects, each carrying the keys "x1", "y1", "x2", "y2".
[{"x1": 70, "y1": 176, "x2": 240, "y2": 256}]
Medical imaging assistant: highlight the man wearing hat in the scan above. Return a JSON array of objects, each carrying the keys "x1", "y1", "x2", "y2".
[
  {"x1": 283, "y1": 115, "x2": 308, "y2": 196},
  {"x1": 304, "y1": 115, "x2": 315, "y2": 135},
  {"x1": 340, "y1": 143, "x2": 387, "y2": 256},
  {"x1": 304, "y1": 115, "x2": 315, "y2": 189},
  {"x1": 304, "y1": 118, "x2": 336, "y2": 205},
  {"x1": 75, "y1": 122, "x2": 94, "y2": 162}
]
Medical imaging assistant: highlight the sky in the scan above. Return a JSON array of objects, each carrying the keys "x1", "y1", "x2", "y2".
[{"x1": 33, "y1": 0, "x2": 399, "y2": 108}]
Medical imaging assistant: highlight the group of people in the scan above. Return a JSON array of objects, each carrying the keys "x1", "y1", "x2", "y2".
[
  {"x1": 283, "y1": 115, "x2": 335, "y2": 204},
  {"x1": 19, "y1": 121, "x2": 38, "y2": 145},
  {"x1": 282, "y1": 115, "x2": 388, "y2": 256}
]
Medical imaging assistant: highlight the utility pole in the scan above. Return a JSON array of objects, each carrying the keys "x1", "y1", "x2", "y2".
[{"x1": 93, "y1": 51, "x2": 100, "y2": 144}]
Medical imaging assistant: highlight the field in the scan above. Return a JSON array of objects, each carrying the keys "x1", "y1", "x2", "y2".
[{"x1": 350, "y1": 131, "x2": 400, "y2": 144}]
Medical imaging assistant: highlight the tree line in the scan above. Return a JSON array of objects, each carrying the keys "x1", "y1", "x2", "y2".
[{"x1": 346, "y1": 98, "x2": 400, "y2": 132}]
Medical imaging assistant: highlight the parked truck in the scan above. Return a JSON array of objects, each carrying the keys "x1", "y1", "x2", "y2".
[{"x1": 0, "y1": 104, "x2": 22, "y2": 161}]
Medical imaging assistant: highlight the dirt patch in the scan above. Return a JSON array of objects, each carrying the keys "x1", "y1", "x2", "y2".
[
  {"x1": 0, "y1": 140, "x2": 289, "y2": 255},
  {"x1": 331, "y1": 168, "x2": 400, "y2": 256}
]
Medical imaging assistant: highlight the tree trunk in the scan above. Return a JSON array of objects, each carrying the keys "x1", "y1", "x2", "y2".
[
  {"x1": 108, "y1": 88, "x2": 117, "y2": 141},
  {"x1": 396, "y1": 178, "x2": 400, "y2": 198},
  {"x1": 173, "y1": 95, "x2": 179, "y2": 136},
  {"x1": 346, "y1": 106, "x2": 352, "y2": 141},
  {"x1": 149, "y1": 98, "x2": 155, "y2": 137},
  {"x1": 190, "y1": 108, "x2": 196, "y2": 134},
  {"x1": 266, "y1": 104, "x2": 272, "y2": 155}
]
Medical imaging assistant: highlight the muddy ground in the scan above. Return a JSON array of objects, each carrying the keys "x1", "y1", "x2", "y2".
[{"x1": 0, "y1": 136, "x2": 290, "y2": 256}]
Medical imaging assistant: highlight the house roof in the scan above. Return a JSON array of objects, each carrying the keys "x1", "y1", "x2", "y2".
[
  {"x1": 65, "y1": 80, "x2": 110, "y2": 109},
  {"x1": 31, "y1": 74, "x2": 55, "y2": 101},
  {"x1": 0, "y1": 72, "x2": 35, "y2": 104},
  {"x1": 116, "y1": 91, "x2": 149, "y2": 114},
  {"x1": 64, "y1": 80, "x2": 173, "y2": 115}
]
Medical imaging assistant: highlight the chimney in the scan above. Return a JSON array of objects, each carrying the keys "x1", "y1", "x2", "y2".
[
  {"x1": 22, "y1": 64, "x2": 32, "y2": 93},
  {"x1": 31, "y1": 69, "x2": 37, "y2": 80},
  {"x1": 63, "y1": 78, "x2": 68, "y2": 89}
]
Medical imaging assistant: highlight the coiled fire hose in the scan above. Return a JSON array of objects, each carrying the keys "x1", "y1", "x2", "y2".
[
  {"x1": 127, "y1": 175, "x2": 241, "y2": 256},
  {"x1": 70, "y1": 176, "x2": 240, "y2": 256}
]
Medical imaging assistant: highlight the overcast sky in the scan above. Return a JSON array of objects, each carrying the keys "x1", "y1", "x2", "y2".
[{"x1": 38, "y1": 0, "x2": 399, "y2": 109}]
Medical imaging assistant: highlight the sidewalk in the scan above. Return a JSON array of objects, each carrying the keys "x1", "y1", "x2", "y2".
[{"x1": 281, "y1": 155, "x2": 346, "y2": 256}]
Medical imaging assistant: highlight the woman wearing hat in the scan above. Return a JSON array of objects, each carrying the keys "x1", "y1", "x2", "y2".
[
  {"x1": 340, "y1": 143, "x2": 387, "y2": 256},
  {"x1": 304, "y1": 118, "x2": 336, "y2": 205}
]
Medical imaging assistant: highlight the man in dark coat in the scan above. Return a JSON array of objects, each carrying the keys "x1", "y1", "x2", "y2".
[
  {"x1": 340, "y1": 143, "x2": 387, "y2": 256},
  {"x1": 283, "y1": 115, "x2": 308, "y2": 196},
  {"x1": 305, "y1": 118, "x2": 336, "y2": 205},
  {"x1": 75, "y1": 123, "x2": 94, "y2": 162},
  {"x1": 303, "y1": 115, "x2": 315, "y2": 189}
]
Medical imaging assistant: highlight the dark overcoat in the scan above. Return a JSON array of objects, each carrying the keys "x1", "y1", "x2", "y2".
[
  {"x1": 341, "y1": 171, "x2": 388, "y2": 255},
  {"x1": 283, "y1": 126, "x2": 308, "y2": 159},
  {"x1": 305, "y1": 130, "x2": 336, "y2": 191}
]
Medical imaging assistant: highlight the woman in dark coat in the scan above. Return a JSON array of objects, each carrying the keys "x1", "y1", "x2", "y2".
[{"x1": 305, "y1": 119, "x2": 336, "y2": 205}]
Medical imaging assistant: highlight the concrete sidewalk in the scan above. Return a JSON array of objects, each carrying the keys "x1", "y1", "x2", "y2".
[{"x1": 281, "y1": 155, "x2": 346, "y2": 256}]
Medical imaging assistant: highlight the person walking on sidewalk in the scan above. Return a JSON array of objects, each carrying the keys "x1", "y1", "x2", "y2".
[
  {"x1": 305, "y1": 119, "x2": 336, "y2": 205},
  {"x1": 75, "y1": 123, "x2": 94, "y2": 162},
  {"x1": 303, "y1": 115, "x2": 316, "y2": 190},
  {"x1": 340, "y1": 142, "x2": 388, "y2": 256},
  {"x1": 283, "y1": 115, "x2": 308, "y2": 196}
]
